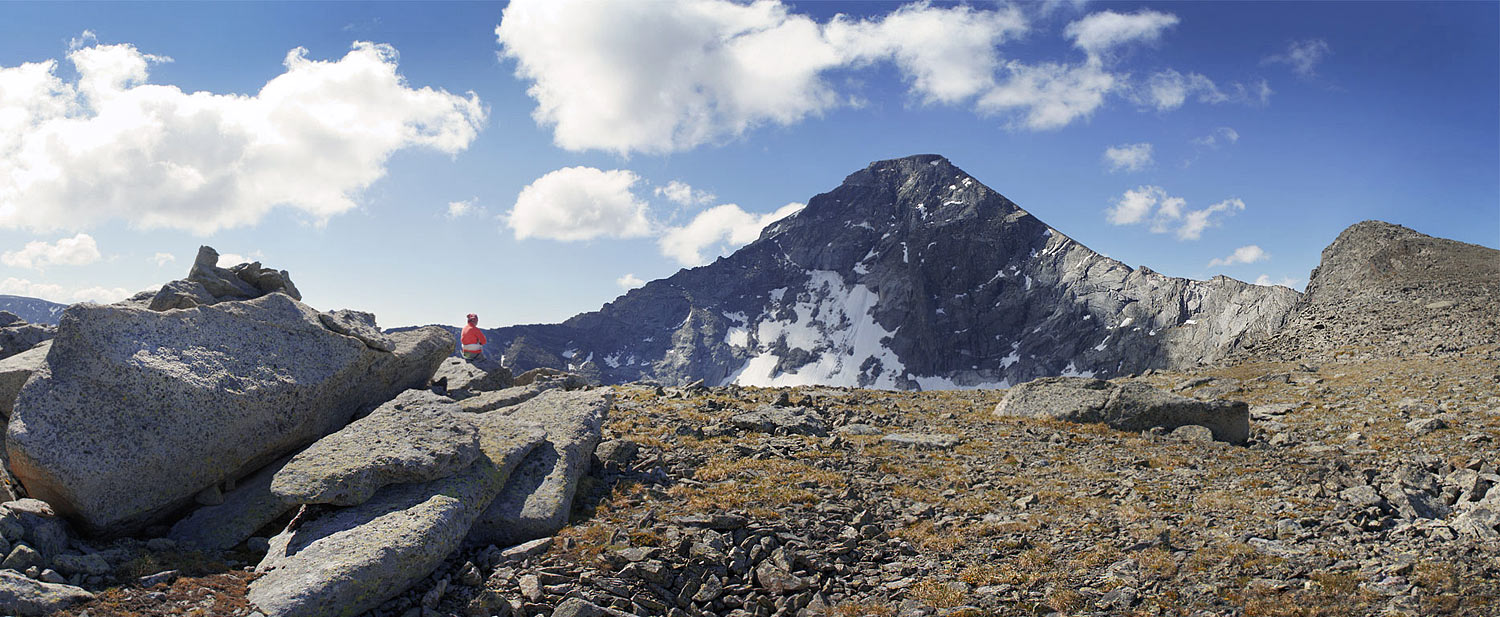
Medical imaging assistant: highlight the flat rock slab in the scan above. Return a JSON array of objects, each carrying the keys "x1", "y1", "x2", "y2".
[
  {"x1": 835, "y1": 424, "x2": 882, "y2": 436},
  {"x1": 994, "y1": 377, "x2": 1250, "y2": 444},
  {"x1": 250, "y1": 416, "x2": 545, "y2": 617},
  {"x1": 432, "y1": 357, "x2": 513, "y2": 399},
  {"x1": 881, "y1": 433, "x2": 964, "y2": 449},
  {"x1": 466, "y1": 389, "x2": 612, "y2": 547},
  {"x1": 169, "y1": 455, "x2": 298, "y2": 551},
  {"x1": 6, "y1": 294, "x2": 451, "y2": 535},
  {"x1": 0, "y1": 569, "x2": 92, "y2": 616},
  {"x1": 729, "y1": 405, "x2": 827, "y2": 436},
  {"x1": 317, "y1": 310, "x2": 395, "y2": 352},
  {"x1": 457, "y1": 381, "x2": 558, "y2": 414},
  {"x1": 272, "y1": 390, "x2": 479, "y2": 507},
  {"x1": 0, "y1": 342, "x2": 48, "y2": 420}
]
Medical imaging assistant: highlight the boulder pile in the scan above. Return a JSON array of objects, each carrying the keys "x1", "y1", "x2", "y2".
[{"x1": 0, "y1": 246, "x2": 611, "y2": 616}]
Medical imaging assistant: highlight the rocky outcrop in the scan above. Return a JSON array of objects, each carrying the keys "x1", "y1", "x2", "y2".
[
  {"x1": 475, "y1": 155, "x2": 1299, "y2": 390},
  {"x1": 249, "y1": 408, "x2": 547, "y2": 617},
  {"x1": 0, "y1": 314, "x2": 52, "y2": 362},
  {"x1": 6, "y1": 293, "x2": 451, "y2": 535},
  {"x1": 271, "y1": 390, "x2": 482, "y2": 507},
  {"x1": 994, "y1": 376, "x2": 1250, "y2": 444},
  {"x1": 186, "y1": 246, "x2": 301, "y2": 302},
  {"x1": 467, "y1": 389, "x2": 612, "y2": 547},
  {"x1": 1246, "y1": 221, "x2": 1500, "y2": 362}
]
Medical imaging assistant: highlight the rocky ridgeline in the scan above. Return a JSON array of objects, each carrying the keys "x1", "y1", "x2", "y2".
[
  {"x1": 478, "y1": 155, "x2": 1299, "y2": 389},
  {"x1": 1244, "y1": 221, "x2": 1500, "y2": 363},
  {"x1": 0, "y1": 247, "x2": 614, "y2": 617}
]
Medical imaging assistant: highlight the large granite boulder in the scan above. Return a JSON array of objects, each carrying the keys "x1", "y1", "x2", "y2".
[
  {"x1": 6, "y1": 293, "x2": 451, "y2": 535},
  {"x1": 456, "y1": 379, "x2": 566, "y2": 414},
  {"x1": 994, "y1": 376, "x2": 1250, "y2": 444},
  {"x1": 249, "y1": 413, "x2": 546, "y2": 617},
  {"x1": 272, "y1": 390, "x2": 481, "y2": 507},
  {"x1": 467, "y1": 389, "x2": 612, "y2": 546}
]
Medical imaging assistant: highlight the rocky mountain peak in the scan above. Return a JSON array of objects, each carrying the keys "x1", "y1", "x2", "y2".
[{"x1": 483, "y1": 155, "x2": 1300, "y2": 389}]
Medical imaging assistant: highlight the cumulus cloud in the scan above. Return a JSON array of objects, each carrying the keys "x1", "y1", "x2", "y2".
[
  {"x1": 506, "y1": 167, "x2": 653, "y2": 241},
  {"x1": 1106, "y1": 186, "x2": 1242, "y2": 240},
  {"x1": 2, "y1": 233, "x2": 102, "y2": 269},
  {"x1": 1207, "y1": 245, "x2": 1268, "y2": 268},
  {"x1": 977, "y1": 60, "x2": 1115, "y2": 130},
  {"x1": 1063, "y1": 9, "x2": 1179, "y2": 59},
  {"x1": 0, "y1": 277, "x2": 129, "y2": 304},
  {"x1": 0, "y1": 38, "x2": 485, "y2": 235},
  {"x1": 616, "y1": 273, "x2": 646, "y2": 289},
  {"x1": 447, "y1": 199, "x2": 480, "y2": 218},
  {"x1": 1103, "y1": 143, "x2": 1153, "y2": 172},
  {"x1": 152, "y1": 252, "x2": 176, "y2": 267},
  {"x1": 1263, "y1": 39, "x2": 1330, "y2": 79},
  {"x1": 217, "y1": 253, "x2": 250, "y2": 267},
  {"x1": 497, "y1": 0, "x2": 1027, "y2": 154},
  {"x1": 659, "y1": 202, "x2": 804, "y2": 267},
  {"x1": 655, "y1": 181, "x2": 716, "y2": 208}
]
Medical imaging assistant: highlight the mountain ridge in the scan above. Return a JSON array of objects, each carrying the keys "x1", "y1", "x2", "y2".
[{"x1": 474, "y1": 154, "x2": 1300, "y2": 389}]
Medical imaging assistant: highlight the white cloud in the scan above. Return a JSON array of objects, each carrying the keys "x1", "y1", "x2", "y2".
[
  {"x1": 1103, "y1": 142, "x2": 1152, "y2": 172},
  {"x1": 1064, "y1": 9, "x2": 1179, "y2": 59},
  {"x1": 1107, "y1": 186, "x2": 1243, "y2": 240},
  {"x1": 447, "y1": 199, "x2": 480, "y2": 218},
  {"x1": 1106, "y1": 185, "x2": 1169, "y2": 225},
  {"x1": 152, "y1": 252, "x2": 176, "y2": 267},
  {"x1": 1138, "y1": 70, "x2": 1271, "y2": 111},
  {"x1": 659, "y1": 202, "x2": 804, "y2": 266},
  {"x1": 828, "y1": 3, "x2": 1027, "y2": 105},
  {"x1": 1, "y1": 233, "x2": 101, "y2": 269},
  {"x1": 1254, "y1": 274, "x2": 1301, "y2": 289},
  {"x1": 1207, "y1": 244, "x2": 1268, "y2": 267},
  {"x1": 0, "y1": 38, "x2": 485, "y2": 235},
  {"x1": 506, "y1": 167, "x2": 653, "y2": 241},
  {"x1": 977, "y1": 60, "x2": 1115, "y2": 130},
  {"x1": 616, "y1": 273, "x2": 646, "y2": 289},
  {"x1": 496, "y1": 0, "x2": 1031, "y2": 153},
  {"x1": 1263, "y1": 39, "x2": 1330, "y2": 79},
  {"x1": 1192, "y1": 126, "x2": 1240, "y2": 148},
  {"x1": 655, "y1": 181, "x2": 716, "y2": 207},
  {"x1": 1177, "y1": 198, "x2": 1244, "y2": 240},
  {"x1": 0, "y1": 277, "x2": 128, "y2": 304}
]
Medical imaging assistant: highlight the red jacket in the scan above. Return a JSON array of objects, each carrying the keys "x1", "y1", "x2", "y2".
[{"x1": 461, "y1": 324, "x2": 486, "y2": 354}]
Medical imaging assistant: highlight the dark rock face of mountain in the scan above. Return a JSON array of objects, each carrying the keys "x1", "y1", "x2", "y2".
[
  {"x1": 0, "y1": 296, "x2": 65, "y2": 326},
  {"x1": 1247, "y1": 221, "x2": 1499, "y2": 362},
  {"x1": 484, "y1": 155, "x2": 1300, "y2": 389}
]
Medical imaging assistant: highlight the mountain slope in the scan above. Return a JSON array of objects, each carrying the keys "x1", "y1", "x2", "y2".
[
  {"x1": 1246, "y1": 220, "x2": 1500, "y2": 362},
  {"x1": 485, "y1": 155, "x2": 1300, "y2": 389},
  {"x1": 0, "y1": 295, "x2": 67, "y2": 326}
]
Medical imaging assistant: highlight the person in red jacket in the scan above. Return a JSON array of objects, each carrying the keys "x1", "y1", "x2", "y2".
[{"x1": 460, "y1": 313, "x2": 487, "y2": 361}]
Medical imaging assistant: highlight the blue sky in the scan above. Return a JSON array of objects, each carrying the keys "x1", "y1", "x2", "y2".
[{"x1": 0, "y1": 1, "x2": 1495, "y2": 328}]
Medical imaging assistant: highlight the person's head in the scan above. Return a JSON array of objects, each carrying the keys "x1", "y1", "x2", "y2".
[{"x1": 466, "y1": 313, "x2": 478, "y2": 326}]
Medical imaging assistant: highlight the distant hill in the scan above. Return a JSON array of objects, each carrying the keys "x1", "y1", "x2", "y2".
[{"x1": 0, "y1": 295, "x2": 67, "y2": 326}]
